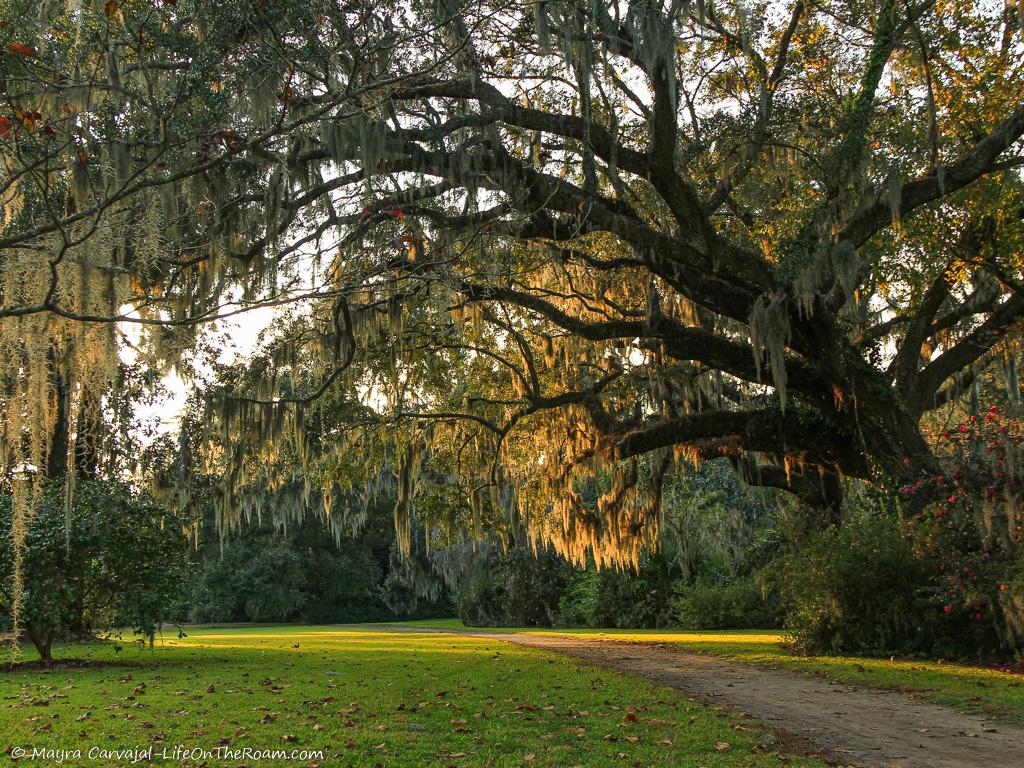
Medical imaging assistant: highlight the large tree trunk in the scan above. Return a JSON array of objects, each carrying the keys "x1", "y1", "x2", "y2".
[
  {"x1": 857, "y1": 403, "x2": 938, "y2": 483},
  {"x1": 835, "y1": 356, "x2": 942, "y2": 490}
]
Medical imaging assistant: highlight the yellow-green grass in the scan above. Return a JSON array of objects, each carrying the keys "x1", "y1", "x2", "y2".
[
  {"x1": 2, "y1": 625, "x2": 825, "y2": 767},
  {"x1": 406, "y1": 621, "x2": 1024, "y2": 726}
]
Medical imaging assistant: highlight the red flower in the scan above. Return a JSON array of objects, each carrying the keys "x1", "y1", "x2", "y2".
[{"x1": 943, "y1": 605, "x2": 952, "y2": 613}]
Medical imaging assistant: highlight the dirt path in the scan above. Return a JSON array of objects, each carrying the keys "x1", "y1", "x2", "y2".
[{"x1": 378, "y1": 626, "x2": 1024, "y2": 768}]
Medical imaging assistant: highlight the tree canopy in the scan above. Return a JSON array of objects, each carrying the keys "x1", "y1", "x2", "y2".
[{"x1": 2, "y1": 0, "x2": 1023, "y2": 592}]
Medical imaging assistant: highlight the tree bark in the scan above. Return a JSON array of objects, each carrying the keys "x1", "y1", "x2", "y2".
[{"x1": 28, "y1": 627, "x2": 55, "y2": 663}]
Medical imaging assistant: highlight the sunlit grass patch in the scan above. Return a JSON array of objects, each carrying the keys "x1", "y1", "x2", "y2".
[{"x1": 1, "y1": 625, "x2": 826, "y2": 767}]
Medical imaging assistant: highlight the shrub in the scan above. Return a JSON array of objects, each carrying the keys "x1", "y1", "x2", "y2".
[
  {"x1": 558, "y1": 554, "x2": 679, "y2": 628},
  {"x1": 765, "y1": 501, "x2": 937, "y2": 656},
  {"x1": 457, "y1": 546, "x2": 568, "y2": 627},
  {"x1": 672, "y1": 576, "x2": 784, "y2": 629},
  {"x1": 902, "y1": 406, "x2": 1024, "y2": 655}
]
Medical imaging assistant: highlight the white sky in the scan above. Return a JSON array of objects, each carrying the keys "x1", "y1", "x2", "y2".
[{"x1": 125, "y1": 306, "x2": 279, "y2": 441}]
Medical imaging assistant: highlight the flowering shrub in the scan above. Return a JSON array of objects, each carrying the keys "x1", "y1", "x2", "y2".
[{"x1": 903, "y1": 406, "x2": 1024, "y2": 654}]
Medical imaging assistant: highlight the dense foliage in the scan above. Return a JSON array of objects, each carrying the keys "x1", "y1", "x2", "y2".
[
  {"x1": 457, "y1": 461, "x2": 785, "y2": 630},
  {"x1": 185, "y1": 510, "x2": 452, "y2": 625},
  {"x1": 454, "y1": 437, "x2": 1024, "y2": 659},
  {"x1": 0, "y1": 480, "x2": 190, "y2": 660}
]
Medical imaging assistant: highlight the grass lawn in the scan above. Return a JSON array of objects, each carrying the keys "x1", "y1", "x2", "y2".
[
  {"x1": 1, "y1": 625, "x2": 826, "y2": 768},
  {"x1": 403, "y1": 621, "x2": 1024, "y2": 726}
]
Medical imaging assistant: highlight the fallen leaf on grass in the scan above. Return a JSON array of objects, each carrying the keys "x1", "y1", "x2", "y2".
[{"x1": 643, "y1": 718, "x2": 674, "y2": 726}]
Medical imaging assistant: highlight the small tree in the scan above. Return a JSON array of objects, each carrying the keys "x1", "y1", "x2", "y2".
[{"x1": 0, "y1": 480, "x2": 191, "y2": 662}]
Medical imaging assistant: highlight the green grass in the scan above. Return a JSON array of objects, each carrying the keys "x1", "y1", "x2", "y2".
[
  {"x1": 407, "y1": 621, "x2": 1024, "y2": 726},
  {"x1": 1, "y1": 625, "x2": 826, "y2": 767}
]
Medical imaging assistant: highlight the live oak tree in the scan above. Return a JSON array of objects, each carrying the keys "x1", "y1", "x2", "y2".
[{"x1": 2, "y1": 0, "x2": 1024, "y2": 622}]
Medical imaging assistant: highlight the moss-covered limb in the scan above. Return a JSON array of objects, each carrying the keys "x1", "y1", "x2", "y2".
[
  {"x1": 911, "y1": 292, "x2": 1024, "y2": 413},
  {"x1": 394, "y1": 78, "x2": 652, "y2": 177},
  {"x1": 823, "y1": 0, "x2": 908, "y2": 200},
  {"x1": 736, "y1": 461, "x2": 844, "y2": 511},
  {"x1": 840, "y1": 104, "x2": 1024, "y2": 249},
  {"x1": 889, "y1": 261, "x2": 954, "y2": 396},
  {"x1": 610, "y1": 405, "x2": 869, "y2": 477}
]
